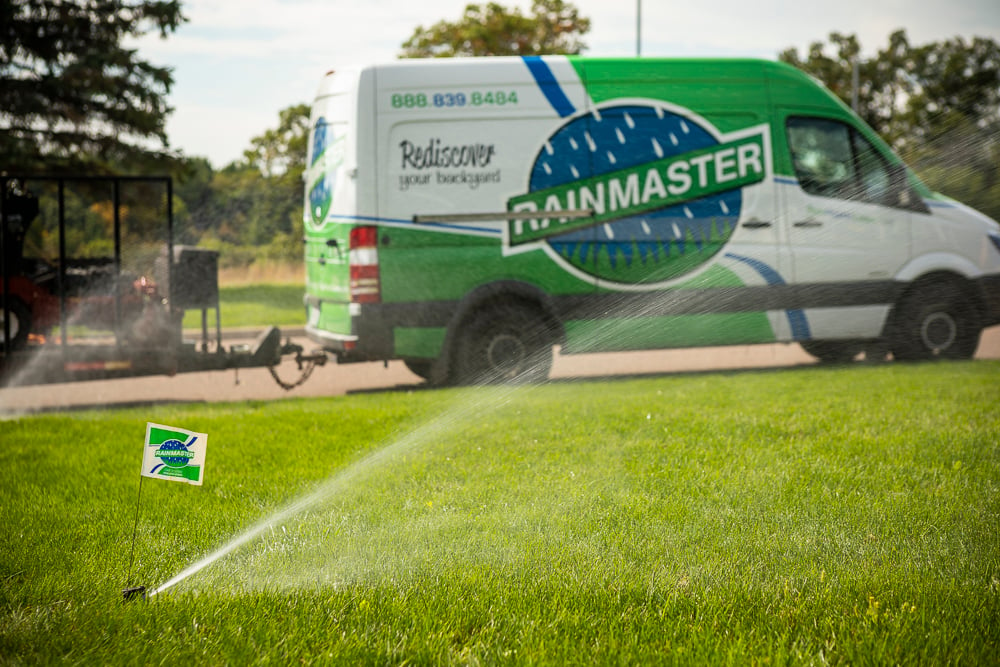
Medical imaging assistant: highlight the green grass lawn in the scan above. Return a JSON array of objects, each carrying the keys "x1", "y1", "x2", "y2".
[
  {"x1": 181, "y1": 283, "x2": 305, "y2": 330},
  {"x1": 1, "y1": 362, "x2": 998, "y2": 664}
]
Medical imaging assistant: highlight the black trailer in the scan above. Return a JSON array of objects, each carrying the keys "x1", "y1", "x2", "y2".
[{"x1": 1, "y1": 175, "x2": 319, "y2": 388}]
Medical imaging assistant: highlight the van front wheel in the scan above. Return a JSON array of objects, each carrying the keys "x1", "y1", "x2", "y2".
[
  {"x1": 891, "y1": 283, "x2": 981, "y2": 361},
  {"x1": 453, "y1": 304, "x2": 552, "y2": 385}
]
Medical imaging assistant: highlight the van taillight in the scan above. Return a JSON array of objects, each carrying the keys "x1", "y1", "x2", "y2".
[{"x1": 349, "y1": 225, "x2": 380, "y2": 303}]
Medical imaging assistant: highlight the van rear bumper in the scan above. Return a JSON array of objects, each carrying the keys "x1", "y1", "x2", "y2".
[
  {"x1": 304, "y1": 324, "x2": 357, "y2": 349},
  {"x1": 305, "y1": 305, "x2": 398, "y2": 362}
]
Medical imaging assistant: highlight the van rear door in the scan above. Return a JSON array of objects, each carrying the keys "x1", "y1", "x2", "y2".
[{"x1": 304, "y1": 68, "x2": 360, "y2": 348}]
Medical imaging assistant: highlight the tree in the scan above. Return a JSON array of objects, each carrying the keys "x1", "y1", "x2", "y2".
[
  {"x1": 903, "y1": 36, "x2": 1000, "y2": 145},
  {"x1": 779, "y1": 30, "x2": 1000, "y2": 151},
  {"x1": 400, "y1": 0, "x2": 590, "y2": 58},
  {"x1": 779, "y1": 31, "x2": 908, "y2": 146},
  {"x1": 171, "y1": 155, "x2": 215, "y2": 243},
  {"x1": 233, "y1": 103, "x2": 309, "y2": 246},
  {"x1": 242, "y1": 103, "x2": 310, "y2": 180},
  {"x1": 0, "y1": 0, "x2": 186, "y2": 173},
  {"x1": 173, "y1": 104, "x2": 309, "y2": 263}
]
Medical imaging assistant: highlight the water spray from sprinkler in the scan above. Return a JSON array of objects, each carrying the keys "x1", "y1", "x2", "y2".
[{"x1": 147, "y1": 384, "x2": 527, "y2": 597}]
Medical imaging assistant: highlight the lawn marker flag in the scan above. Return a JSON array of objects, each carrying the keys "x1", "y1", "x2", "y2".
[{"x1": 142, "y1": 422, "x2": 208, "y2": 486}]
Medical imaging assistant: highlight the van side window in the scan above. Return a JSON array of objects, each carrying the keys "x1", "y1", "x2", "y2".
[{"x1": 786, "y1": 117, "x2": 892, "y2": 205}]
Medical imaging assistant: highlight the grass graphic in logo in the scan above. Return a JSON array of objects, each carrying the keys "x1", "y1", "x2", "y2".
[{"x1": 512, "y1": 104, "x2": 763, "y2": 285}]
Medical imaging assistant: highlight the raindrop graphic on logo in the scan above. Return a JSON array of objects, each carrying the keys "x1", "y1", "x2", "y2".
[
  {"x1": 308, "y1": 118, "x2": 339, "y2": 227},
  {"x1": 154, "y1": 438, "x2": 196, "y2": 468},
  {"x1": 509, "y1": 104, "x2": 766, "y2": 286}
]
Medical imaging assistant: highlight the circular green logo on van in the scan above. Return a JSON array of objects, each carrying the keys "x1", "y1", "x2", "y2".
[
  {"x1": 507, "y1": 102, "x2": 768, "y2": 286},
  {"x1": 306, "y1": 118, "x2": 345, "y2": 230}
]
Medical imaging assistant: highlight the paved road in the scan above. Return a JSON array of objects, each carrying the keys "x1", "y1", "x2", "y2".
[{"x1": 2, "y1": 328, "x2": 998, "y2": 414}]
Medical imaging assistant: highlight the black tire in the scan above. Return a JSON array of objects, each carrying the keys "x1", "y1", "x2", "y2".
[
  {"x1": 890, "y1": 283, "x2": 981, "y2": 361},
  {"x1": 800, "y1": 340, "x2": 862, "y2": 364},
  {"x1": 403, "y1": 359, "x2": 433, "y2": 381},
  {"x1": 0, "y1": 298, "x2": 32, "y2": 351},
  {"x1": 453, "y1": 302, "x2": 553, "y2": 385}
]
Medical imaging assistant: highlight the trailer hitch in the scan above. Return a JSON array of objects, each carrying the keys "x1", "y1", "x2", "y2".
[{"x1": 267, "y1": 338, "x2": 330, "y2": 390}]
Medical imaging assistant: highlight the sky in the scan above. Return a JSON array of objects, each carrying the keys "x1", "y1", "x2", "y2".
[{"x1": 128, "y1": 0, "x2": 1000, "y2": 168}]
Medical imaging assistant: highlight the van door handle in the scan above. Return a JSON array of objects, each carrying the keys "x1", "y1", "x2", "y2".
[
  {"x1": 794, "y1": 220, "x2": 823, "y2": 228},
  {"x1": 742, "y1": 220, "x2": 772, "y2": 229},
  {"x1": 318, "y1": 256, "x2": 326, "y2": 265}
]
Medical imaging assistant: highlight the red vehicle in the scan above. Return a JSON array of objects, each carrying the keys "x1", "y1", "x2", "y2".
[
  {"x1": 1, "y1": 189, "x2": 51, "y2": 349},
  {"x1": 2, "y1": 176, "x2": 316, "y2": 387},
  {"x1": 1, "y1": 186, "x2": 161, "y2": 350}
]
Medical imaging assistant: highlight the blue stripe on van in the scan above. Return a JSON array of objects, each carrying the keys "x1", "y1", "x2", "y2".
[
  {"x1": 522, "y1": 56, "x2": 577, "y2": 118},
  {"x1": 724, "y1": 252, "x2": 811, "y2": 340}
]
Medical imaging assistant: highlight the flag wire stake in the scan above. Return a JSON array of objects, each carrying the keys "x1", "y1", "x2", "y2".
[{"x1": 125, "y1": 474, "x2": 145, "y2": 586}]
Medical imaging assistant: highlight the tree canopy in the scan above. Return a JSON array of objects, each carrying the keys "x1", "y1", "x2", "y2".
[
  {"x1": 400, "y1": 0, "x2": 590, "y2": 58},
  {"x1": 173, "y1": 104, "x2": 310, "y2": 264},
  {"x1": 779, "y1": 30, "x2": 1000, "y2": 151},
  {"x1": 0, "y1": 0, "x2": 186, "y2": 173},
  {"x1": 242, "y1": 103, "x2": 310, "y2": 180}
]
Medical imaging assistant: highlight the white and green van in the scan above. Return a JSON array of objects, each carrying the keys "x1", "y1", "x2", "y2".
[{"x1": 302, "y1": 56, "x2": 1000, "y2": 384}]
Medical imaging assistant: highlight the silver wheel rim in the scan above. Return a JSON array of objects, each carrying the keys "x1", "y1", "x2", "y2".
[
  {"x1": 1, "y1": 311, "x2": 21, "y2": 339},
  {"x1": 486, "y1": 333, "x2": 526, "y2": 377},
  {"x1": 920, "y1": 311, "x2": 957, "y2": 352}
]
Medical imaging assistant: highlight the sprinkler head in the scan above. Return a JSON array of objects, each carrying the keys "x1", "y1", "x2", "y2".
[{"x1": 122, "y1": 586, "x2": 146, "y2": 603}]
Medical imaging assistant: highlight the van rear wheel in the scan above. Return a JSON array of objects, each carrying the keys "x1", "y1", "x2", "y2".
[
  {"x1": 891, "y1": 283, "x2": 981, "y2": 361},
  {"x1": 453, "y1": 303, "x2": 552, "y2": 385}
]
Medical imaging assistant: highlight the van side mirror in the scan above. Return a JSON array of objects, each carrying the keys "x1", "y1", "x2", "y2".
[{"x1": 890, "y1": 165, "x2": 929, "y2": 214}]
